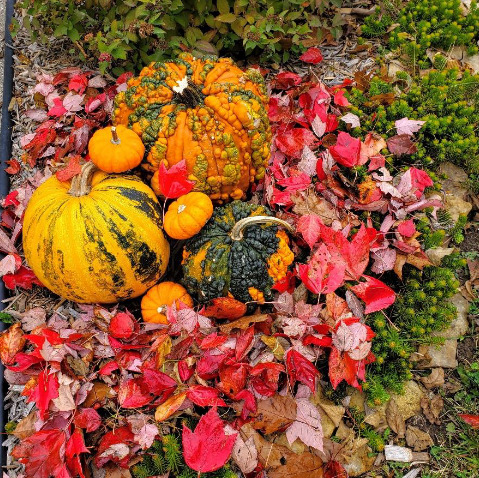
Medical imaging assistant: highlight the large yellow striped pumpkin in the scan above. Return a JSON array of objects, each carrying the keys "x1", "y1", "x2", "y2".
[{"x1": 22, "y1": 163, "x2": 170, "y2": 303}]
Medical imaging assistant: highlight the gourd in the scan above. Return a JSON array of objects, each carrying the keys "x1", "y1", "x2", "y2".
[
  {"x1": 141, "y1": 281, "x2": 193, "y2": 324},
  {"x1": 22, "y1": 163, "x2": 170, "y2": 303},
  {"x1": 163, "y1": 192, "x2": 213, "y2": 240},
  {"x1": 182, "y1": 201, "x2": 294, "y2": 304},
  {"x1": 88, "y1": 125, "x2": 145, "y2": 173},
  {"x1": 113, "y1": 53, "x2": 271, "y2": 202}
]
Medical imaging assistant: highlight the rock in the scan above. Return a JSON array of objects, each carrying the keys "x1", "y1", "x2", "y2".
[
  {"x1": 464, "y1": 53, "x2": 479, "y2": 74},
  {"x1": 426, "y1": 247, "x2": 455, "y2": 266},
  {"x1": 418, "y1": 339, "x2": 458, "y2": 369},
  {"x1": 390, "y1": 381, "x2": 425, "y2": 420},
  {"x1": 385, "y1": 445, "x2": 413, "y2": 462},
  {"x1": 343, "y1": 442, "x2": 376, "y2": 477},
  {"x1": 442, "y1": 294, "x2": 470, "y2": 338},
  {"x1": 445, "y1": 194, "x2": 472, "y2": 222},
  {"x1": 439, "y1": 162, "x2": 469, "y2": 200}
]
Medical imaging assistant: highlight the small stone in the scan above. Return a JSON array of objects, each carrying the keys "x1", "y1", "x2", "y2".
[
  {"x1": 426, "y1": 247, "x2": 455, "y2": 266},
  {"x1": 418, "y1": 340, "x2": 458, "y2": 369},
  {"x1": 438, "y1": 162, "x2": 469, "y2": 200},
  {"x1": 445, "y1": 194, "x2": 472, "y2": 222},
  {"x1": 384, "y1": 445, "x2": 413, "y2": 462},
  {"x1": 440, "y1": 294, "x2": 470, "y2": 339}
]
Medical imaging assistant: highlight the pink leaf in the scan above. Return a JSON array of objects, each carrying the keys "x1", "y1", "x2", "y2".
[
  {"x1": 340, "y1": 113, "x2": 360, "y2": 128},
  {"x1": 394, "y1": 117, "x2": 425, "y2": 136},
  {"x1": 47, "y1": 98, "x2": 67, "y2": 117},
  {"x1": 329, "y1": 132, "x2": 366, "y2": 167},
  {"x1": 387, "y1": 134, "x2": 417, "y2": 156},
  {"x1": 297, "y1": 214, "x2": 323, "y2": 249},
  {"x1": 286, "y1": 399, "x2": 323, "y2": 451}
]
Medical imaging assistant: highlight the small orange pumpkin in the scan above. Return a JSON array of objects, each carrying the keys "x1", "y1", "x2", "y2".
[
  {"x1": 88, "y1": 125, "x2": 145, "y2": 173},
  {"x1": 141, "y1": 281, "x2": 194, "y2": 324},
  {"x1": 163, "y1": 192, "x2": 213, "y2": 240}
]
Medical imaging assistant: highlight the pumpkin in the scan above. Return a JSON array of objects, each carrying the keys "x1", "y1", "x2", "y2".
[
  {"x1": 113, "y1": 53, "x2": 271, "y2": 202},
  {"x1": 164, "y1": 192, "x2": 213, "y2": 240},
  {"x1": 88, "y1": 125, "x2": 145, "y2": 173},
  {"x1": 141, "y1": 281, "x2": 193, "y2": 324},
  {"x1": 22, "y1": 162, "x2": 170, "y2": 303},
  {"x1": 182, "y1": 201, "x2": 294, "y2": 304}
]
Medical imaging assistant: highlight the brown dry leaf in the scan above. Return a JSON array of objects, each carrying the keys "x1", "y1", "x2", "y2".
[
  {"x1": 83, "y1": 381, "x2": 115, "y2": 407},
  {"x1": 12, "y1": 411, "x2": 37, "y2": 439},
  {"x1": 103, "y1": 465, "x2": 133, "y2": 478},
  {"x1": 406, "y1": 425, "x2": 434, "y2": 451},
  {"x1": 386, "y1": 398, "x2": 406, "y2": 438},
  {"x1": 354, "y1": 70, "x2": 374, "y2": 92},
  {"x1": 291, "y1": 190, "x2": 339, "y2": 226},
  {"x1": 253, "y1": 394, "x2": 297, "y2": 434},
  {"x1": 240, "y1": 424, "x2": 324, "y2": 478},
  {"x1": 406, "y1": 252, "x2": 433, "y2": 270},
  {"x1": 220, "y1": 314, "x2": 270, "y2": 334},
  {"x1": 155, "y1": 392, "x2": 187, "y2": 422},
  {"x1": 0, "y1": 323, "x2": 26, "y2": 365},
  {"x1": 421, "y1": 395, "x2": 443, "y2": 425},
  {"x1": 394, "y1": 253, "x2": 408, "y2": 279},
  {"x1": 468, "y1": 259, "x2": 479, "y2": 283},
  {"x1": 420, "y1": 368, "x2": 445, "y2": 389},
  {"x1": 357, "y1": 177, "x2": 379, "y2": 204},
  {"x1": 366, "y1": 92, "x2": 396, "y2": 107},
  {"x1": 315, "y1": 397, "x2": 345, "y2": 428}
]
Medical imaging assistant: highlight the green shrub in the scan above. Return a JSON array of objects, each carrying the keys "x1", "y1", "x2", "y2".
[
  {"x1": 13, "y1": 0, "x2": 345, "y2": 74},
  {"x1": 348, "y1": 69, "x2": 479, "y2": 174}
]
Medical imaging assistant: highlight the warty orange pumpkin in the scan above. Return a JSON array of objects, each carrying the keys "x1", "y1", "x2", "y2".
[
  {"x1": 22, "y1": 162, "x2": 170, "y2": 303},
  {"x1": 113, "y1": 53, "x2": 271, "y2": 202}
]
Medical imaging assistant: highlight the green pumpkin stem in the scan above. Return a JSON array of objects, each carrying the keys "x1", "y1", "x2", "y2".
[
  {"x1": 111, "y1": 126, "x2": 121, "y2": 145},
  {"x1": 69, "y1": 162, "x2": 98, "y2": 197},
  {"x1": 230, "y1": 216, "x2": 294, "y2": 241}
]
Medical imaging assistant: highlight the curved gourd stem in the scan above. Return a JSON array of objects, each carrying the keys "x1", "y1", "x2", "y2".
[
  {"x1": 69, "y1": 162, "x2": 98, "y2": 197},
  {"x1": 110, "y1": 126, "x2": 121, "y2": 145},
  {"x1": 230, "y1": 216, "x2": 294, "y2": 241}
]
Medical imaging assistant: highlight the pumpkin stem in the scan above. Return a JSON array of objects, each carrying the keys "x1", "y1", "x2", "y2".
[
  {"x1": 230, "y1": 216, "x2": 294, "y2": 241},
  {"x1": 173, "y1": 77, "x2": 204, "y2": 108},
  {"x1": 110, "y1": 126, "x2": 121, "y2": 145},
  {"x1": 69, "y1": 162, "x2": 98, "y2": 197},
  {"x1": 177, "y1": 204, "x2": 187, "y2": 214}
]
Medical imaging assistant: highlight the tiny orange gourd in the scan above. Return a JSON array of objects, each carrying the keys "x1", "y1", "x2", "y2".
[
  {"x1": 141, "y1": 281, "x2": 194, "y2": 324},
  {"x1": 163, "y1": 192, "x2": 213, "y2": 240},
  {"x1": 88, "y1": 125, "x2": 145, "y2": 173}
]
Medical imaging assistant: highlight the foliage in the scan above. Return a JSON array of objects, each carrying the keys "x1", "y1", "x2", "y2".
[
  {"x1": 348, "y1": 68, "x2": 479, "y2": 174},
  {"x1": 13, "y1": 0, "x2": 345, "y2": 73},
  {"x1": 132, "y1": 435, "x2": 236, "y2": 478},
  {"x1": 362, "y1": 0, "x2": 479, "y2": 68}
]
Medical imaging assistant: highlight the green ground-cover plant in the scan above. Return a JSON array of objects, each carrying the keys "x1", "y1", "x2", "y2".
[
  {"x1": 361, "y1": 0, "x2": 479, "y2": 69},
  {"x1": 13, "y1": 0, "x2": 345, "y2": 73},
  {"x1": 347, "y1": 69, "x2": 479, "y2": 174}
]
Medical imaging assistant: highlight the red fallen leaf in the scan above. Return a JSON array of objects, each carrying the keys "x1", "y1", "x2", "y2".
[
  {"x1": 350, "y1": 275, "x2": 396, "y2": 314},
  {"x1": 329, "y1": 131, "x2": 366, "y2": 168},
  {"x1": 397, "y1": 219, "x2": 416, "y2": 237},
  {"x1": 187, "y1": 385, "x2": 227, "y2": 407},
  {"x1": 274, "y1": 71, "x2": 302, "y2": 89},
  {"x1": 7, "y1": 351, "x2": 44, "y2": 372},
  {"x1": 286, "y1": 349, "x2": 320, "y2": 393},
  {"x1": 250, "y1": 362, "x2": 285, "y2": 397},
  {"x1": 196, "y1": 350, "x2": 227, "y2": 380},
  {"x1": 56, "y1": 155, "x2": 82, "y2": 182},
  {"x1": 109, "y1": 312, "x2": 136, "y2": 339},
  {"x1": 234, "y1": 389, "x2": 257, "y2": 420},
  {"x1": 299, "y1": 47, "x2": 323, "y2": 64},
  {"x1": 178, "y1": 359, "x2": 195, "y2": 382},
  {"x1": 328, "y1": 346, "x2": 356, "y2": 389},
  {"x1": 143, "y1": 368, "x2": 178, "y2": 399},
  {"x1": 68, "y1": 74, "x2": 88, "y2": 94},
  {"x1": 276, "y1": 170, "x2": 311, "y2": 191},
  {"x1": 99, "y1": 360, "x2": 119, "y2": 375},
  {"x1": 95, "y1": 426, "x2": 135, "y2": 468},
  {"x1": 156, "y1": 160, "x2": 195, "y2": 198},
  {"x1": 324, "y1": 460, "x2": 348, "y2": 478},
  {"x1": 5, "y1": 159, "x2": 21, "y2": 174},
  {"x1": 459, "y1": 414, "x2": 479, "y2": 429},
  {"x1": 48, "y1": 97, "x2": 67, "y2": 117},
  {"x1": 11, "y1": 429, "x2": 67, "y2": 478},
  {"x1": 66, "y1": 429, "x2": 89, "y2": 478},
  {"x1": 203, "y1": 297, "x2": 247, "y2": 320},
  {"x1": 4, "y1": 190, "x2": 19, "y2": 207},
  {"x1": 116, "y1": 72, "x2": 134, "y2": 86},
  {"x1": 24, "y1": 128, "x2": 57, "y2": 166},
  {"x1": 273, "y1": 270, "x2": 296, "y2": 293},
  {"x1": 182, "y1": 407, "x2": 237, "y2": 472},
  {"x1": 200, "y1": 332, "x2": 229, "y2": 350},
  {"x1": 297, "y1": 214, "x2": 323, "y2": 249},
  {"x1": 333, "y1": 90, "x2": 351, "y2": 107},
  {"x1": 235, "y1": 326, "x2": 255, "y2": 361},
  {"x1": 275, "y1": 128, "x2": 317, "y2": 158},
  {"x1": 24, "y1": 369, "x2": 59, "y2": 419},
  {"x1": 74, "y1": 408, "x2": 102, "y2": 432},
  {"x1": 218, "y1": 361, "x2": 249, "y2": 397},
  {"x1": 387, "y1": 134, "x2": 417, "y2": 156}
]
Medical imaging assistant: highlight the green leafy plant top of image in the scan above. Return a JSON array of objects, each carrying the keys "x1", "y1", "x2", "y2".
[{"x1": 13, "y1": 0, "x2": 345, "y2": 74}]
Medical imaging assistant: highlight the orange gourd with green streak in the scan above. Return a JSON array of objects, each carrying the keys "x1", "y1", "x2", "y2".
[
  {"x1": 113, "y1": 53, "x2": 271, "y2": 202},
  {"x1": 22, "y1": 163, "x2": 170, "y2": 303},
  {"x1": 141, "y1": 281, "x2": 193, "y2": 324},
  {"x1": 88, "y1": 125, "x2": 145, "y2": 173},
  {"x1": 164, "y1": 192, "x2": 213, "y2": 240}
]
